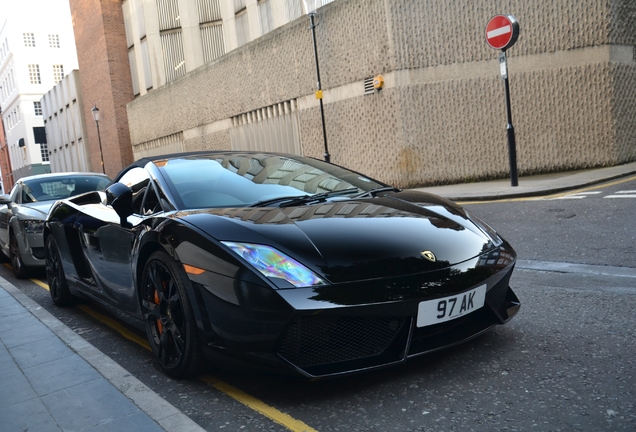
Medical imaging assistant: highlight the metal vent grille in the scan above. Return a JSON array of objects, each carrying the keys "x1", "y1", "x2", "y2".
[
  {"x1": 279, "y1": 315, "x2": 406, "y2": 368},
  {"x1": 364, "y1": 77, "x2": 374, "y2": 95}
]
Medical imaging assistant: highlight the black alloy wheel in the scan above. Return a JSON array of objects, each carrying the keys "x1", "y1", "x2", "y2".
[
  {"x1": 45, "y1": 235, "x2": 73, "y2": 306},
  {"x1": 10, "y1": 233, "x2": 28, "y2": 279},
  {"x1": 140, "y1": 251, "x2": 203, "y2": 378}
]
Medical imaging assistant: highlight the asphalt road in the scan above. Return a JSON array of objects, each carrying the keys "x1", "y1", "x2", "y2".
[{"x1": 5, "y1": 176, "x2": 635, "y2": 431}]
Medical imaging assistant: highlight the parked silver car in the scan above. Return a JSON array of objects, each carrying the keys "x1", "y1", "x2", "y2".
[{"x1": 0, "y1": 172, "x2": 111, "y2": 278}]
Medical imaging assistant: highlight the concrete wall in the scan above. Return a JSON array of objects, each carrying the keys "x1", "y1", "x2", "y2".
[{"x1": 127, "y1": 0, "x2": 636, "y2": 188}]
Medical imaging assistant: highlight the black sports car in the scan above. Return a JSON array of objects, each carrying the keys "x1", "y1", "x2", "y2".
[{"x1": 44, "y1": 152, "x2": 519, "y2": 378}]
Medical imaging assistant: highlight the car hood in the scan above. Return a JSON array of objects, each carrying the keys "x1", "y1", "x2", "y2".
[
  {"x1": 16, "y1": 201, "x2": 55, "y2": 219},
  {"x1": 177, "y1": 191, "x2": 495, "y2": 283}
]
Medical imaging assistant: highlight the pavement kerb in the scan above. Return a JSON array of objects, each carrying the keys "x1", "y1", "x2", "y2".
[
  {"x1": 0, "y1": 276, "x2": 205, "y2": 432},
  {"x1": 411, "y1": 161, "x2": 636, "y2": 202}
]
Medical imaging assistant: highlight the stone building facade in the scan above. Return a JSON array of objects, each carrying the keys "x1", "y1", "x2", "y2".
[{"x1": 126, "y1": 0, "x2": 636, "y2": 188}]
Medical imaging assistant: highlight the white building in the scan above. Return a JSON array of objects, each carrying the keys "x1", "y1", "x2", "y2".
[
  {"x1": 123, "y1": 0, "x2": 333, "y2": 96},
  {"x1": 0, "y1": 0, "x2": 79, "y2": 180},
  {"x1": 41, "y1": 70, "x2": 93, "y2": 173}
]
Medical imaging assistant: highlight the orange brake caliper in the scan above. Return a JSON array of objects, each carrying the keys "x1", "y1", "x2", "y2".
[{"x1": 154, "y1": 289, "x2": 163, "y2": 334}]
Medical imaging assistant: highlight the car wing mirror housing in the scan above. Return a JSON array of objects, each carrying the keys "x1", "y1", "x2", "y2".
[
  {"x1": 106, "y1": 183, "x2": 133, "y2": 227},
  {"x1": 0, "y1": 194, "x2": 11, "y2": 205}
]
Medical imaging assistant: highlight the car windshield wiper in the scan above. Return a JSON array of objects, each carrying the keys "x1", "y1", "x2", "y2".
[
  {"x1": 250, "y1": 188, "x2": 360, "y2": 208},
  {"x1": 299, "y1": 187, "x2": 360, "y2": 202},
  {"x1": 249, "y1": 195, "x2": 311, "y2": 207},
  {"x1": 351, "y1": 186, "x2": 400, "y2": 198}
]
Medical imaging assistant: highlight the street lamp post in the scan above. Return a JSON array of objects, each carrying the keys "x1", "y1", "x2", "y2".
[
  {"x1": 91, "y1": 105, "x2": 105, "y2": 174},
  {"x1": 303, "y1": 0, "x2": 330, "y2": 163}
]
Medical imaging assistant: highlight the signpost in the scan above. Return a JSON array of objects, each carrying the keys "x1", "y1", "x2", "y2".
[{"x1": 486, "y1": 14, "x2": 520, "y2": 187}]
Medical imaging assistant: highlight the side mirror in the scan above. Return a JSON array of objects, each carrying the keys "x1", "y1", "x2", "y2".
[
  {"x1": 0, "y1": 194, "x2": 11, "y2": 205},
  {"x1": 105, "y1": 183, "x2": 133, "y2": 227}
]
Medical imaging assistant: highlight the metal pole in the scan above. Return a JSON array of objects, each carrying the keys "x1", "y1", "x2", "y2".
[
  {"x1": 501, "y1": 51, "x2": 518, "y2": 187},
  {"x1": 308, "y1": 13, "x2": 330, "y2": 163},
  {"x1": 95, "y1": 120, "x2": 105, "y2": 174}
]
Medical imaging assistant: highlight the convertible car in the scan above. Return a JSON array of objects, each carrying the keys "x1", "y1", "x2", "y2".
[
  {"x1": 0, "y1": 172, "x2": 111, "y2": 278},
  {"x1": 44, "y1": 152, "x2": 519, "y2": 378}
]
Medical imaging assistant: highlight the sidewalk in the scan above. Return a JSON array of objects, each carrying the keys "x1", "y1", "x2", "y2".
[
  {"x1": 411, "y1": 160, "x2": 636, "y2": 201},
  {"x1": 0, "y1": 277, "x2": 204, "y2": 432}
]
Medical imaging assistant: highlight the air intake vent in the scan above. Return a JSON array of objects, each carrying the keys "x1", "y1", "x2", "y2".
[{"x1": 364, "y1": 77, "x2": 374, "y2": 95}]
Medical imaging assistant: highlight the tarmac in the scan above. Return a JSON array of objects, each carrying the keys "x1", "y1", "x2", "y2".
[{"x1": 0, "y1": 160, "x2": 635, "y2": 431}]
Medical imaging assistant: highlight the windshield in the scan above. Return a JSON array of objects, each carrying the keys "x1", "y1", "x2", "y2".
[
  {"x1": 22, "y1": 176, "x2": 110, "y2": 203},
  {"x1": 156, "y1": 153, "x2": 386, "y2": 209}
]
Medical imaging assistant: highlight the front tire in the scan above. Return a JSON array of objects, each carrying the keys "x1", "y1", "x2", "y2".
[
  {"x1": 140, "y1": 251, "x2": 203, "y2": 378},
  {"x1": 45, "y1": 235, "x2": 73, "y2": 306},
  {"x1": 10, "y1": 233, "x2": 29, "y2": 279}
]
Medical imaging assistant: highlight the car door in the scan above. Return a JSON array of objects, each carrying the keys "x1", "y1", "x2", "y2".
[{"x1": 79, "y1": 167, "x2": 160, "y2": 315}]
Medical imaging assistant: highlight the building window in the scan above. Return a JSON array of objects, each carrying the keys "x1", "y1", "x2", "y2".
[
  {"x1": 198, "y1": 0, "x2": 225, "y2": 63},
  {"x1": 28, "y1": 64, "x2": 41, "y2": 84},
  {"x1": 129, "y1": 48, "x2": 140, "y2": 95},
  {"x1": 198, "y1": 0, "x2": 222, "y2": 23},
  {"x1": 23, "y1": 33, "x2": 36, "y2": 47},
  {"x1": 200, "y1": 23, "x2": 224, "y2": 63},
  {"x1": 53, "y1": 64, "x2": 64, "y2": 83},
  {"x1": 258, "y1": 0, "x2": 274, "y2": 35},
  {"x1": 49, "y1": 34, "x2": 60, "y2": 48},
  {"x1": 160, "y1": 30, "x2": 186, "y2": 82},
  {"x1": 34, "y1": 101, "x2": 42, "y2": 116},
  {"x1": 34, "y1": 127, "x2": 48, "y2": 161},
  {"x1": 157, "y1": 0, "x2": 181, "y2": 31},
  {"x1": 40, "y1": 143, "x2": 50, "y2": 162},
  {"x1": 141, "y1": 39, "x2": 153, "y2": 89},
  {"x1": 284, "y1": 0, "x2": 302, "y2": 21},
  {"x1": 235, "y1": 8, "x2": 250, "y2": 47}
]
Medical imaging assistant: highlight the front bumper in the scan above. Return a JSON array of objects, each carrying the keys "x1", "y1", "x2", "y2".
[
  {"x1": 188, "y1": 246, "x2": 520, "y2": 378},
  {"x1": 276, "y1": 266, "x2": 518, "y2": 377},
  {"x1": 19, "y1": 232, "x2": 45, "y2": 267}
]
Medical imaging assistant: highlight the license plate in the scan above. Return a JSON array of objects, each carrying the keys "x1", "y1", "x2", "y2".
[{"x1": 416, "y1": 284, "x2": 487, "y2": 327}]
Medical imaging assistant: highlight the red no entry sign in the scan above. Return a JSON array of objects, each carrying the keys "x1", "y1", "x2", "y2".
[{"x1": 485, "y1": 15, "x2": 519, "y2": 50}]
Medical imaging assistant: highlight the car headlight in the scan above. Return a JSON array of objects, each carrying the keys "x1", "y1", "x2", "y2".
[
  {"x1": 221, "y1": 242, "x2": 326, "y2": 288},
  {"x1": 22, "y1": 220, "x2": 45, "y2": 233},
  {"x1": 466, "y1": 212, "x2": 503, "y2": 247}
]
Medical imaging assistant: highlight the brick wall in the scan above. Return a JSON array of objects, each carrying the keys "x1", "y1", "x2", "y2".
[{"x1": 70, "y1": 0, "x2": 134, "y2": 177}]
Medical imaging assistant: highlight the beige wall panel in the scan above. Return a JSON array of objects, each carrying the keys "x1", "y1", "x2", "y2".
[
  {"x1": 183, "y1": 129, "x2": 231, "y2": 152},
  {"x1": 311, "y1": 90, "x2": 405, "y2": 186},
  {"x1": 611, "y1": 63, "x2": 636, "y2": 162},
  {"x1": 392, "y1": 79, "x2": 508, "y2": 187},
  {"x1": 512, "y1": 65, "x2": 614, "y2": 173}
]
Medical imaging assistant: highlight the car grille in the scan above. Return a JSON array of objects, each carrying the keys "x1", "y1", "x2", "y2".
[
  {"x1": 278, "y1": 315, "x2": 407, "y2": 370},
  {"x1": 485, "y1": 272, "x2": 512, "y2": 310}
]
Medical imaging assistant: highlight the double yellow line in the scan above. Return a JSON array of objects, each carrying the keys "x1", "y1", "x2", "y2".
[{"x1": 28, "y1": 276, "x2": 316, "y2": 432}]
